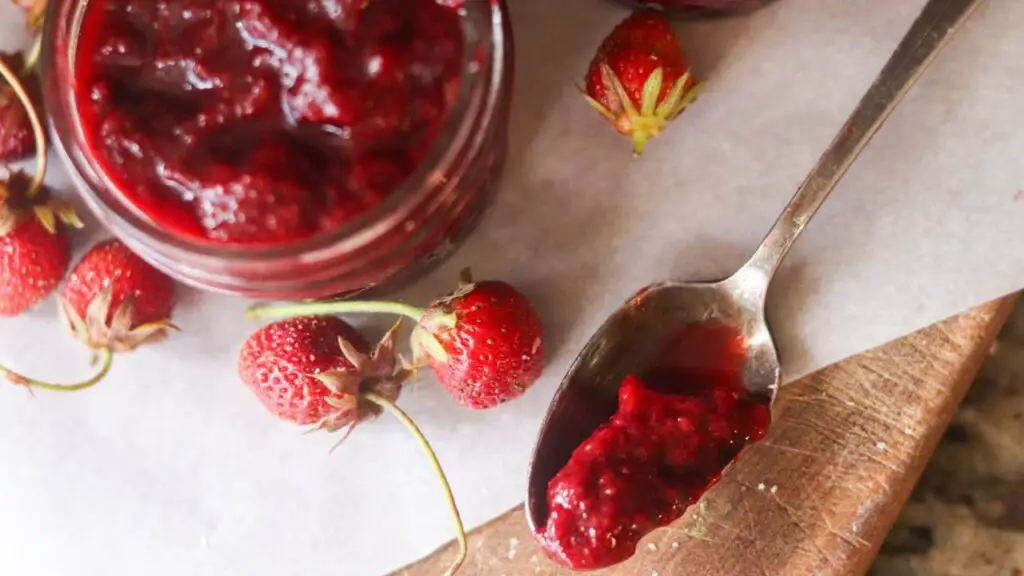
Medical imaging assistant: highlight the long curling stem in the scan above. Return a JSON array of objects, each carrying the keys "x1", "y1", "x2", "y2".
[
  {"x1": 247, "y1": 300, "x2": 426, "y2": 324},
  {"x1": 0, "y1": 347, "x2": 113, "y2": 392},
  {"x1": 363, "y1": 391, "x2": 467, "y2": 576},
  {"x1": 0, "y1": 52, "x2": 46, "y2": 196}
]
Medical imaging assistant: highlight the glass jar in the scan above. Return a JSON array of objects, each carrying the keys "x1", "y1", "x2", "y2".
[
  {"x1": 616, "y1": 0, "x2": 777, "y2": 17},
  {"x1": 40, "y1": 0, "x2": 513, "y2": 300}
]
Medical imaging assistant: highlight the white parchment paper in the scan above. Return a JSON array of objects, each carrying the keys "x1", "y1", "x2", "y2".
[{"x1": 2, "y1": 0, "x2": 1022, "y2": 574}]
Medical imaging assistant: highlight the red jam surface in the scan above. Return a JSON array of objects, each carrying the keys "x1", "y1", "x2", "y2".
[
  {"x1": 75, "y1": 0, "x2": 463, "y2": 245},
  {"x1": 536, "y1": 323, "x2": 772, "y2": 570}
]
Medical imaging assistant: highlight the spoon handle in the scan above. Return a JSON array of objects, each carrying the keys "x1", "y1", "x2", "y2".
[{"x1": 740, "y1": 0, "x2": 986, "y2": 282}]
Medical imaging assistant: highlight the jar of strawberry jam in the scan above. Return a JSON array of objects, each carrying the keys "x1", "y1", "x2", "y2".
[
  {"x1": 616, "y1": 0, "x2": 776, "y2": 17},
  {"x1": 41, "y1": 0, "x2": 513, "y2": 299}
]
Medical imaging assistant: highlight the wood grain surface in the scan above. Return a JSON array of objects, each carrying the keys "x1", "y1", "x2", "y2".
[{"x1": 395, "y1": 295, "x2": 1019, "y2": 576}]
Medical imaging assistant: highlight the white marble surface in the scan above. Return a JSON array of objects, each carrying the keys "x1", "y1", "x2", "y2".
[{"x1": 2, "y1": 0, "x2": 1024, "y2": 574}]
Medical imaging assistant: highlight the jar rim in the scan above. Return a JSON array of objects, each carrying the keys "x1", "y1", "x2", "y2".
[{"x1": 40, "y1": 0, "x2": 508, "y2": 266}]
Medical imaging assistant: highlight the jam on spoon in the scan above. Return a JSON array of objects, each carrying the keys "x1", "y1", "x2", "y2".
[{"x1": 535, "y1": 322, "x2": 771, "y2": 569}]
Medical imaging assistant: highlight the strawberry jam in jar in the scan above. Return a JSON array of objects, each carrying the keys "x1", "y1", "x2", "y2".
[
  {"x1": 41, "y1": 0, "x2": 513, "y2": 299},
  {"x1": 616, "y1": 0, "x2": 776, "y2": 17}
]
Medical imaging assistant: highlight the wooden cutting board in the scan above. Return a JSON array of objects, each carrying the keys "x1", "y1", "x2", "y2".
[{"x1": 395, "y1": 295, "x2": 1018, "y2": 576}]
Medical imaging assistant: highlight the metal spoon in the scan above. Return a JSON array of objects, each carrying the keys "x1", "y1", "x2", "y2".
[{"x1": 526, "y1": 0, "x2": 986, "y2": 532}]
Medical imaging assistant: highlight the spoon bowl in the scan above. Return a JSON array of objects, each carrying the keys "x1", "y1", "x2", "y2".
[
  {"x1": 525, "y1": 270, "x2": 779, "y2": 530},
  {"x1": 526, "y1": 0, "x2": 986, "y2": 536}
]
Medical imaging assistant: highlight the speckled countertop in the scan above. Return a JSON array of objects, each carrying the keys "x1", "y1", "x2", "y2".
[{"x1": 872, "y1": 300, "x2": 1024, "y2": 576}]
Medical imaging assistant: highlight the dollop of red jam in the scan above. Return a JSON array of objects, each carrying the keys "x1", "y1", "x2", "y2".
[
  {"x1": 75, "y1": 0, "x2": 463, "y2": 245},
  {"x1": 536, "y1": 323, "x2": 771, "y2": 570}
]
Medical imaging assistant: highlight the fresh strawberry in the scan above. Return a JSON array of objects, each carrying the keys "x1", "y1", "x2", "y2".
[
  {"x1": 584, "y1": 10, "x2": 702, "y2": 155},
  {"x1": 60, "y1": 239, "x2": 177, "y2": 353},
  {"x1": 0, "y1": 172, "x2": 80, "y2": 316},
  {"x1": 239, "y1": 315, "x2": 404, "y2": 434},
  {"x1": 246, "y1": 269, "x2": 545, "y2": 410},
  {"x1": 239, "y1": 316, "x2": 468, "y2": 573},
  {"x1": 0, "y1": 51, "x2": 44, "y2": 164},
  {"x1": 414, "y1": 278, "x2": 544, "y2": 409},
  {"x1": 0, "y1": 218, "x2": 70, "y2": 316}
]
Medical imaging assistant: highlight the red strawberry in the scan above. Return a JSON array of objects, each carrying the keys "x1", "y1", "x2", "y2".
[
  {"x1": 60, "y1": 239, "x2": 177, "y2": 353},
  {"x1": 246, "y1": 269, "x2": 546, "y2": 410},
  {"x1": 0, "y1": 51, "x2": 44, "y2": 163},
  {"x1": 415, "y1": 278, "x2": 544, "y2": 409},
  {"x1": 584, "y1": 10, "x2": 702, "y2": 155},
  {"x1": 0, "y1": 218, "x2": 70, "y2": 316},
  {"x1": 238, "y1": 315, "x2": 468, "y2": 573},
  {"x1": 239, "y1": 315, "x2": 404, "y2": 434},
  {"x1": 0, "y1": 173, "x2": 80, "y2": 316}
]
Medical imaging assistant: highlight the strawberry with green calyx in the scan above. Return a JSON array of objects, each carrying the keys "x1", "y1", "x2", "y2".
[
  {"x1": 246, "y1": 269, "x2": 545, "y2": 410},
  {"x1": 0, "y1": 175, "x2": 80, "y2": 317},
  {"x1": 1, "y1": 240, "x2": 178, "y2": 393},
  {"x1": 238, "y1": 316, "x2": 468, "y2": 575},
  {"x1": 584, "y1": 10, "x2": 703, "y2": 156},
  {"x1": 413, "y1": 272, "x2": 545, "y2": 409}
]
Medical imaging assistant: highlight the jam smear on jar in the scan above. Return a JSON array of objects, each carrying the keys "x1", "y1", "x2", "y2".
[
  {"x1": 75, "y1": 0, "x2": 463, "y2": 245},
  {"x1": 536, "y1": 322, "x2": 772, "y2": 570}
]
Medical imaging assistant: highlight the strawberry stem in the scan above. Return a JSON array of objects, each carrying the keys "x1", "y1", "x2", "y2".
[
  {"x1": 246, "y1": 300, "x2": 427, "y2": 323},
  {"x1": 0, "y1": 52, "x2": 46, "y2": 197},
  {"x1": 0, "y1": 347, "x2": 113, "y2": 392},
  {"x1": 362, "y1": 391, "x2": 467, "y2": 576}
]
